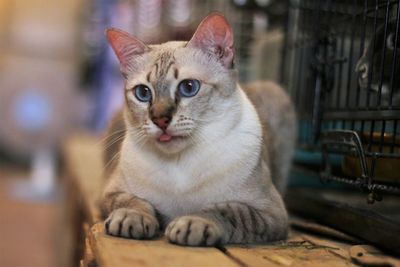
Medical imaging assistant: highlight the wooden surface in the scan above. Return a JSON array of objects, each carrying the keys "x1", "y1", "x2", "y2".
[
  {"x1": 286, "y1": 188, "x2": 400, "y2": 254},
  {"x1": 90, "y1": 223, "x2": 239, "y2": 267},
  {"x1": 64, "y1": 134, "x2": 103, "y2": 223},
  {"x1": 63, "y1": 134, "x2": 400, "y2": 267}
]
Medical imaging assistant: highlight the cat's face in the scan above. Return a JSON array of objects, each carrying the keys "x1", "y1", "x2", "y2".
[{"x1": 106, "y1": 13, "x2": 237, "y2": 154}]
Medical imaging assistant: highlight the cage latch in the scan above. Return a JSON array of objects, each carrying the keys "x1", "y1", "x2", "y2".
[{"x1": 320, "y1": 130, "x2": 382, "y2": 203}]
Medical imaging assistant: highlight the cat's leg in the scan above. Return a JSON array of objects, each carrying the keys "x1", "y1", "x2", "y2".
[
  {"x1": 100, "y1": 190, "x2": 160, "y2": 239},
  {"x1": 165, "y1": 202, "x2": 288, "y2": 246}
]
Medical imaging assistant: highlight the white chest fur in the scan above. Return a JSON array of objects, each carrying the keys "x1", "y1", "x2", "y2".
[{"x1": 120, "y1": 89, "x2": 263, "y2": 219}]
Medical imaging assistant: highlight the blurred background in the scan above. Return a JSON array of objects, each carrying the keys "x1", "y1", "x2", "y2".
[{"x1": 0, "y1": 0, "x2": 288, "y2": 266}]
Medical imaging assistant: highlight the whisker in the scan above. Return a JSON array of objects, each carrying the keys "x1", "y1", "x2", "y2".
[
  {"x1": 103, "y1": 135, "x2": 126, "y2": 151},
  {"x1": 95, "y1": 129, "x2": 127, "y2": 147},
  {"x1": 102, "y1": 150, "x2": 121, "y2": 175}
]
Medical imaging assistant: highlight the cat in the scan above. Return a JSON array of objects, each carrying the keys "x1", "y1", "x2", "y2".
[
  {"x1": 100, "y1": 13, "x2": 296, "y2": 246},
  {"x1": 356, "y1": 19, "x2": 400, "y2": 105}
]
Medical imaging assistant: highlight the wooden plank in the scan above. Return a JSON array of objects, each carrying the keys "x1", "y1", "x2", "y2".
[
  {"x1": 81, "y1": 237, "x2": 96, "y2": 267},
  {"x1": 349, "y1": 245, "x2": 400, "y2": 266},
  {"x1": 89, "y1": 223, "x2": 240, "y2": 267},
  {"x1": 63, "y1": 134, "x2": 104, "y2": 223},
  {"x1": 225, "y1": 232, "x2": 356, "y2": 267},
  {"x1": 286, "y1": 188, "x2": 400, "y2": 254}
]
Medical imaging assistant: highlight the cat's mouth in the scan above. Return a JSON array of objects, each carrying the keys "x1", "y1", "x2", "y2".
[
  {"x1": 157, "y1": 132, "x2": 187, "y2": 143},
  {"x1": 158, "y1": 133, "x2": 172, "y2": 142}
]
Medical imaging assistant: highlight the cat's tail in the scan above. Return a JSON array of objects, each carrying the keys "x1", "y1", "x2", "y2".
[{"x1": 243, "y1": 81, "x2": 297, "y2": 195}]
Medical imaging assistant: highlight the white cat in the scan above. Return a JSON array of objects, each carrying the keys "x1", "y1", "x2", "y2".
[{"x1": 100, "y1": 13, "x2": 296, "y2": 246}]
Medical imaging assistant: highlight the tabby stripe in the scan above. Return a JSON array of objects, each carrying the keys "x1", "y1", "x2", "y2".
[
  {"x1": 239, "y1": 206, "x2": 248, "y2": 232},
  {"x1": 164, "y1": 61, "x2": 175, "y2": 77},
  {"x1": 254, "y1": 209, "x2": 268, "y2": 240},
  {"x1": 154, "y1": 63, "x2": 159, "y2": 76},
  {"x1": 118, "y1": 214, "x2": 127, "y2": 236},
  {"x1": 226, "y1": 204, "x2": 241, "y2": 242},
  {"x1": 174, "y1": 89, "x2": 181, "y2": 105},
  {"x1": 140, "y1": 215, "x2": 145, "y2": 238},
  {"x1": 200, "y1": 225, "x2": 210, "y2": 246},
  {"x1": 129, "y1": 225, "x2": 134, "y2": 238},
  {"x1": 225, "y1": 204, "x2": 237, "y2": 228},
  {"x1": 234, "y1": 205, "x2": 245, "y2": 242},
  {"x1": 214, "y1": 204, "x2": 234, "y2": 242},
  {"x1": 183, "y1": 220, "x2": 192, "y2": 244},
  {"x1": 146, "y1": 71, "x2": 151, "y2": 83},
  {"x1": 237, "y1": 206, "x2": 248, "y2": 242},
  {"x1": 247, "y1": 205, "x2": 259, "y2": 236},
  {"x1": 229, "y1": 227, "x2": 235, "y2": 243},
  {"x1": 174, "y1": 68, "x2": 179, "y2": 79}
]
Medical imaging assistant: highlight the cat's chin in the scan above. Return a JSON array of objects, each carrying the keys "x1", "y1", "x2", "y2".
[{"x1": 153, "y1": 136, "x2": 191, "y2": 155}]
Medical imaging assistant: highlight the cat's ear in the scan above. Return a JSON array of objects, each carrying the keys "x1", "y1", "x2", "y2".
[
  {"x1": 187, "y1": 13, "x2": 234, "y2": 68},
  {"x1": 105, "y1": 28, "x2": 149, "y2": 77}
]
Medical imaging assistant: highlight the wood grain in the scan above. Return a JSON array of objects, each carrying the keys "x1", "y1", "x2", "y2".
[
  {"x1": 90, "y1": 223, "x2": 239, "y2": 267},
  {"x1": 225, "y1": 233, "x2": 356, "y2": 267}
]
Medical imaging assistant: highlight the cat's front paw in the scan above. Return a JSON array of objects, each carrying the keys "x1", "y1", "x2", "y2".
[
  {"x1": 165, "y1": 216, "x2": 223, "y2": 247},
  {"x1": 105, "y1": 208, "x2": 159, "y2": 239}
]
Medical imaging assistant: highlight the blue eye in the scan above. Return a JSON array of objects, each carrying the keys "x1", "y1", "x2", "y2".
[
  {"x1": 134, "y1": 85, "x2": 152, "y2": 102},
  {"x1": 178, "y1": 79, "x2": 200, "y2": 97}
]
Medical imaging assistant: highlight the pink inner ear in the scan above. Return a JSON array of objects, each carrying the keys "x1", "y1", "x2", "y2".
[
  {"x1": 105, "y1": 28, "x2": 148, "y2": 76},
  {"x1": 188, "y1": 13, "x2": 234, "y2": 68}
]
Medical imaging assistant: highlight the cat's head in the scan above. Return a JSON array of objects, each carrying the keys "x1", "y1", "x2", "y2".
[{"x1": 106, "y1": 13, "x2": 239, "y2": 154}]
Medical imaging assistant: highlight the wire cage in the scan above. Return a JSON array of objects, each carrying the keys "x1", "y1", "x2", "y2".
[{"x1": 283, "y1": 0, "x2": 400, "y2": 201}]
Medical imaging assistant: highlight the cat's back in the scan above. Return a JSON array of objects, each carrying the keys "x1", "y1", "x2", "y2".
[{"x1": 243, "y1": 81, "x2": 297, "y2": 194}]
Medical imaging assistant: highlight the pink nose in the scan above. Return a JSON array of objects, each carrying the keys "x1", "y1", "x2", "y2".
[{"x1": 152, "y1": 117, "x2": 170, "y2": 130}]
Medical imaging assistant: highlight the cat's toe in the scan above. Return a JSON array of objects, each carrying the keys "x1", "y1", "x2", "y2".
[
  {"x1": 104, "y1": 208, "x2": 159, "y2": 239},
  {"x1": 165, "y1": 216, "x2": 223, "y2": 246}
]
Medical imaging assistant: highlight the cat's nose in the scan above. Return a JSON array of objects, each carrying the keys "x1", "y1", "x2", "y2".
[{"x1": 152, "y1": 117, "x2": 170, "y2": 130}]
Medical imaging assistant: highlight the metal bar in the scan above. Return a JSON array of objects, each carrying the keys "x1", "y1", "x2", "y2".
[
  {"x1": 368, "y1": 120, "x2": 376, "y2": 152},
  {"x1": 286, "y1": 3, "x2": 298, "y2": 98},
  {"x1": 389, "y1": 0, "x2": 400, "y2": 107},
  {"x1": 379, "y1": 120, "x2": 386, "y2": 153},
  {"x1": 312, "y1": 0, "x2": 325, "y2": 143},
  {"x1": 336, "y1": 22, "x2": 346, "y2": 110},
  {"x1": 360, "y1": 119, "x2": 366, "y2": 137},
  {"x1": 293, "y1": 7, "x2": 305, "y2": 114},
  {"x1": 312, "y1": 76, "x2": 323, "y2": 142},
  {"x1": 345, "y1": 0, "x2": 357, "y2": 109},
  {"x1": 391, "y1": 120, "x2": 398, "y2": 153},
  {"x1": 360, "y1": 0, "x2": 368, "y2": 134},
  {"x1": 366, "y1": 0, "x2": 380, "y2": 108},
  {"x1": 356, "y1": 0, "x2": 369, "y2": 111},
  {"x1": 377, "y1": 0, "x2": 391, "y2": 107},
  {"x1": 323, "y1": 109, "x2": 400, "y2": 120},
  {"x1": 296, "y1": 0, "x2": 399, "y2": 17}
]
